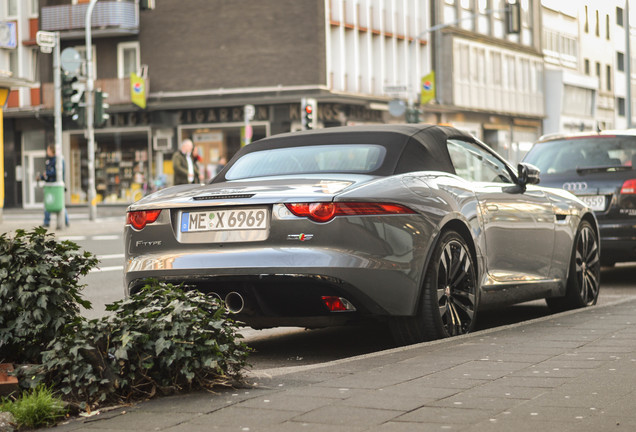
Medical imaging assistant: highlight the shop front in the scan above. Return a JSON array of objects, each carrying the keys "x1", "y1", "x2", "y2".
[{"x1": 55, "y1": 101, "x2": 387, "y2": 205}]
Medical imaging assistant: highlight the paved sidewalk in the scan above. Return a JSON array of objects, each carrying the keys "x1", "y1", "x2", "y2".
[
  {"x1": 47, "y1": 298, "x2": 636, "y2": 432},
  {"x1": 0, "y1": 206, "x2": 126, "y2": 236}
]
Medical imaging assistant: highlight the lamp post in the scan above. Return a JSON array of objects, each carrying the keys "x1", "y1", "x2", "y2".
[
  {"x1": 85, "y1": 0, "x2": 98, "y2": 220},
  {"x1": 626, "y1": 0, "x2": 632, "y2": 128},
  {"x1": 0, "y1": 86, "x2": 8, "y2": 223}
]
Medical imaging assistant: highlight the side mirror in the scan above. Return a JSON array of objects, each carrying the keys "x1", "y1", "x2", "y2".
[{"x1": 517, "y1": 163, "x2": 540, "y2": 188}]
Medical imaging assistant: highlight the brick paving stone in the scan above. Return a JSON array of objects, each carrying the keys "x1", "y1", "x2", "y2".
[{"x1": 293, "y1": 405, "x2": 401, "y2": 427}]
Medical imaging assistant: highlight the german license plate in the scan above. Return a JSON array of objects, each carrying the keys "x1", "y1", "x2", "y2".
[
  {"x1": 579, "y1": 195, "x2": 606, "y2": 211},
  {"x1": 180, "y1": 208, "x2": 269, "y2": 232}
]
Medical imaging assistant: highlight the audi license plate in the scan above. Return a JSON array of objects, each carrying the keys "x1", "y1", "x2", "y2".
[
  {"x1": 181, "y1": 208, "x2": 269, "y2": 232},
  {"x1": 579, "y1": 195, "x2": 606, "y2": 212}
]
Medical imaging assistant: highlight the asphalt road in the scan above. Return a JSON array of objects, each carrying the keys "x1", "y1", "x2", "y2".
[{"x1": 66, "y1": 229, "x2": 636, "y2": 372}]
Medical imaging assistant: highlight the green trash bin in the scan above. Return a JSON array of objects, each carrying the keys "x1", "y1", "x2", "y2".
[{"x1": 43, "y1": 183, "x2": 65, "y2": 213}]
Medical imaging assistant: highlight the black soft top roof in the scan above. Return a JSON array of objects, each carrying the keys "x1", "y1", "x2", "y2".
[{"x1": 214, "y1": 124, "x2": 476, "y2": 181}]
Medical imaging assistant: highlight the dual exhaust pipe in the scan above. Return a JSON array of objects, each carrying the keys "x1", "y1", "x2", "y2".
[{"x1": 211, "y1": 291, "x2": 245, "y2": 314}]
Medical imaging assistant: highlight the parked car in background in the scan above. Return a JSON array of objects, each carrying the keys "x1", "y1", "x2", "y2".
[
  {"x1": 124, "y1": 124, "x2": 600, "y2": 345},
  {"x1": 523, "y1": 130, "x2": 636, "y2": 267}
]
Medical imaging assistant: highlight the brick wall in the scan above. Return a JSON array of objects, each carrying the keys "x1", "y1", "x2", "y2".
[{"x1": 138, "y1": 0, "x2": 327, "y2": 92}]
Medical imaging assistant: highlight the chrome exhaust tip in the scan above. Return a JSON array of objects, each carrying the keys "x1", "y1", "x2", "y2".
[{"x1": 225, "y1": 291, "x2": 245, "y2": 314}]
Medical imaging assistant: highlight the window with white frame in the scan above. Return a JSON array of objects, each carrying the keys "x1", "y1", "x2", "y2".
[
  {"x1": 7, "y1": 0, "x2": 18, "y2": 17},
  {"x1": 29, "y1": 0, "x2": 39, "y2": 17},
  {"x1": 8, "y1": 50, "x2": 18, "y2": 77},
  {"x1": 117, "y1": 41, "x2": 140, "y2": 78}
]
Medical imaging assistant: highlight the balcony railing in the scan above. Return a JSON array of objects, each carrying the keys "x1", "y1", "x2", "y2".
[
  {"x1": 41, "y1": 77, "x2": 147, "y2": 109},
  {"x1": 41, "y1": 0, "x2": 139, "y2": 38}
]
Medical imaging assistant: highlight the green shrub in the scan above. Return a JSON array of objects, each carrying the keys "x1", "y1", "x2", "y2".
[
  {"x1": 40, "y1": 280, "x2": 250, "y2": 409},
  {"x1": 0, "y1": 228, "x2": 98, "y2": 363},
  {"x1": 0, "y1": 385, "x2": 67, "y2": 429}
]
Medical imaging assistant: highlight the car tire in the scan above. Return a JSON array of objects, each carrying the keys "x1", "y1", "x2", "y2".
[
  {"x1": 546, "y1": 220, "x2": 600, "y2": 313},
  {"x1": 390, "y1": 230, "x2": 478, "y2": 345}
]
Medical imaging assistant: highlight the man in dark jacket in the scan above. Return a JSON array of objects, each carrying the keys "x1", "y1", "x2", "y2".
[
  {"x1": 172, "y1": 138, "x2": 199, "y2": 185},
  {"x1": 39, "y1": 144, "x2": 69, "y2": 228}
]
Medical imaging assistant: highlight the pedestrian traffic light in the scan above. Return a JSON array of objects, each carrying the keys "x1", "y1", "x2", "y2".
[
  {"x1": 505, "y1": 1, "x2": 521, "y2": 34},
  {"x1": 301, "y1": 98, "x2": 317, "y2": 130},
  {"x1": 94, "y1": 89, "x2": 109, "y2": 128},
  {"x1": 61, "y1": 72, "x2": 78, "y2": 116}
]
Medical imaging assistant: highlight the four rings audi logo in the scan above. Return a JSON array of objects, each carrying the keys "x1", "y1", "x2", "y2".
[{"x1": 563, "y1": 182, "x2": 588, "y2": 192}]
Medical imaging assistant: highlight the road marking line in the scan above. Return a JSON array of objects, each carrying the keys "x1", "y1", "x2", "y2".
[
  {"x1": 99, "y1": 254, "x2": 124, "y2": 260},
  {"x1": 93, "y1": 235, "x2": 120, "y2": 241},
  {"x1": 59, "y1": 236, "x2": 86, "y2": 241},
  {"x1": 91, "y1": 265, "x2": 123, "y2": 273}
]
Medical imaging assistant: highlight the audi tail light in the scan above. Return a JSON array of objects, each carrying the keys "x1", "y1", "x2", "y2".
[
  {"x1": 620, "y1": 180, "x2": 636, "y2": 194},
  {"x1": 285, "y1": 202, "x2": 416, "y2": 223},
  {"x1": 127, "y1": 209, "x2": 162, "y2": 230}
]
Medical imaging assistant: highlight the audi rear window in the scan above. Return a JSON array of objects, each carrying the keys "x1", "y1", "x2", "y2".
[
  {"x1": 524, "y1": 137, "x2": 636, "y2": 175},
  {"x1": 225, "y1": 144, "x2": 387, "y2": 180}
]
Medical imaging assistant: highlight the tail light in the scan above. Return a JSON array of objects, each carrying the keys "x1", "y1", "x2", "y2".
[
  {"x1": 321, "y1": 296, "x2": 356, "y2": 312},
  {"x1": 126, "y1": 209, "x2": 162, "y2": 230},
  {"x1": 620, "y1": 179, "x2": 636, "y2": 194},
  {"x1": 285, "y1": 202, "x2": 415, "y2": 223}
]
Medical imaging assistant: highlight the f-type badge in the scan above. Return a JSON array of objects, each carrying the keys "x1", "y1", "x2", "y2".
[{"x1": 287, "y1": 233, "x2": 314, "y2": 241}]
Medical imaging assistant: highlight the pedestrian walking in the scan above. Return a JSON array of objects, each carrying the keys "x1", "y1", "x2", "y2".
[{"x1": 38, "y1": 144, "x2": 69, "y2": 228}]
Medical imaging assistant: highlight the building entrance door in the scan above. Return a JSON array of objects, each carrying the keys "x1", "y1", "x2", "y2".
[{"x1": 22, "y1": 150, "x2": 46, "y2": 208}]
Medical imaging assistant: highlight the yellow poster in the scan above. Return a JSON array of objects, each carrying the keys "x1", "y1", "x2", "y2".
[
  {"x1": 130, "y1": 72, "x2": 146, "y2": 109},
  {"x1": 420, "y1": 71, "x2": 435, "y2": 105}
]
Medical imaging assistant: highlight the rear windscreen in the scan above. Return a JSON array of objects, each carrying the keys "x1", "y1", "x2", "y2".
[
  {"x1": 225, "y1": 144, "x2": 387, "y2": 180},
  {"x1": 524, "y1": 137, "x2": 636, "y2": 175}
]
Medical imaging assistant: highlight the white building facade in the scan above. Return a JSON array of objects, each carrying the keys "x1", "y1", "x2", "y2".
[
  {"x1": 541, "y1": 0, "x2": 598, "y2": 135},
  {"x1": 426, "y1": 0, "x2": 544, "y2": 163}
]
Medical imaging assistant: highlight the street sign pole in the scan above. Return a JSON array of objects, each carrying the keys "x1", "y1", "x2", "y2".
[
  {"x1": 53, "y1": 32, "x2": 65, "y2": 229},
  {"x1": 37, "y1": 30, "x2": 66, "y2": 228}
]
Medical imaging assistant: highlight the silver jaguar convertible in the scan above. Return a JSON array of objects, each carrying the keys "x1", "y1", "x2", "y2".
[{"x1": 124, "y1": 124, "x2": 600, "y2": 345}]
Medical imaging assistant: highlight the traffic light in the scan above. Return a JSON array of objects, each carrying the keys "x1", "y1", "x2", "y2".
[
  {"x1": 301, "y1": 98, "x2": 317, "y2": 130},
  {"x1": 505, "y1": 1, "x2": 521, "y2": 34},
  {"x1": 61, "y1": 72, "x2": 78, "y2": 116},
  {"x1": 94, "y1": 89, "x2": 109, "y2": 127},
  {"x1": 406, "y1": 107, "x2": 420, "y2": 123},
  {"x1": 71, "y1": 93, "x2": 86, "y2": 128}
]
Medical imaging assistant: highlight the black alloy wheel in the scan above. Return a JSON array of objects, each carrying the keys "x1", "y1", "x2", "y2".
[
  {"x1": 390, "y1": 230, "x2": 478, "y2": 344},
  {"x1": 547, "y1": 220, "x2": 600, "y2": 312},
  {"x1": 426, "y1": 232, "x2": 478, "y2": 338}
]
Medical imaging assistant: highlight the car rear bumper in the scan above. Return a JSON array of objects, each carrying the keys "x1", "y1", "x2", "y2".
[
  {"x1": 599, "y1": 219, "x2": 636, "y2": 263},
  {"x1": 124, "y1": 247, "x2": 425, "y2": 320}
]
